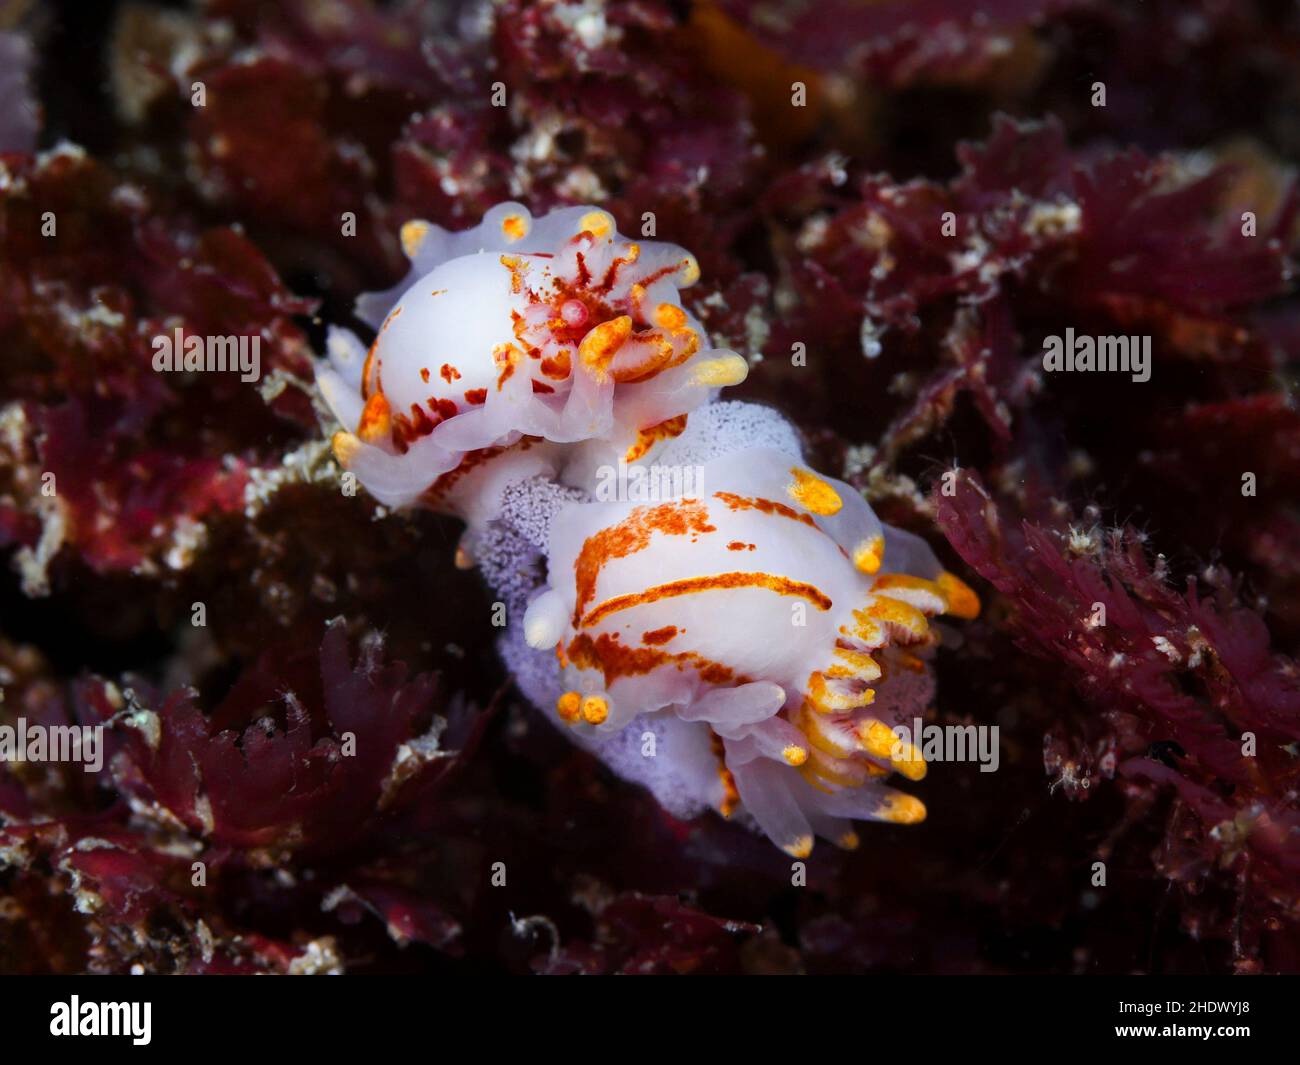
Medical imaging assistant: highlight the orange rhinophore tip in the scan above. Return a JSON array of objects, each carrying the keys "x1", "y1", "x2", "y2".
[
  {"x1": 877, "y1": 793, "x2": 926, "y2": 825},
  {"x1": 888, "y1": 735, "x2": 928, "y2": 782},
  {"x1": 577, "y1": 210, "x2": 613, "y2": 239},
  {"x1": 331, "y1": 431, "x2": 361, "y2": 466},
  {"x1": 861, "y1": 595, "x2": 930, "y2": 641},
  {"x1": 654, "y1": 302, "x2": 688, "y2": 330},
  {"x1": 500, "y1": 213, "x2": 529, "y2": 242},
  {"x1": 853, "y1": 534, "x2": 885, "y2": 575},
  {"x1": 788, "y1": 467, "x2": 843, "y2": 516},
  {"x1": 858, "y1": 719, "x2": 897, "y2": 761},
  {"x1": 783, "y1": 834, "x2": 814, "y2": 859},
  {"x1": 689, "y1": 353, "x2": 747, "y2": 387},
  {"x1": 356, "y1": 390, "x2": 392, "y2": 443},
  {"x1": 556, "y1": 691, "x2": 582, "y2": 724},
  {"x1": 579, "y1": 694, "x2": 609, "y2": 725},
  {"x1": 400, "y1": 220, "x2": 429, "y2": 259},
  {"x1": 579, "y1": 315, "x2": 633, "y2": 377},
  {"x1": 831, "y1": 646, "x2": 881, "y2": 681}
]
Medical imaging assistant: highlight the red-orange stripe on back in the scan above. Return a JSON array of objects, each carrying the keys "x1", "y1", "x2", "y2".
[{"x1": 581, "y1": 571, "x2": 832, "y2": 627}]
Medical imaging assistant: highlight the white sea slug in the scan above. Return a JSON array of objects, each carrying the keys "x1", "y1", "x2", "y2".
[
  {"x1": 316, "y1": 202, "x2": 749, "y2": 515},
  {"x1": 518, "y1": 443, "x2": 979, "y2": 857}
]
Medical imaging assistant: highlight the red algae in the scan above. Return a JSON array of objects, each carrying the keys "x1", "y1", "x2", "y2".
[{"x1": 1, "y1": 0, "x2": 1298, "y2": 978}]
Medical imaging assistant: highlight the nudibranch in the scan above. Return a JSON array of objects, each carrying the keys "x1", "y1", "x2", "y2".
[
  {"x1": 517, "y1": 444, "x2": 980, "y2": 857},
  {"x1": 316, "y1": 202, "x2": 748, "y2": 514},
  {"x1": 312, "y1": 194, "x2": 982, "y2": 856}
]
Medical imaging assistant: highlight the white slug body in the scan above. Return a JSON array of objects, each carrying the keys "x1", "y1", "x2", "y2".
[
  {"x1": 315, "y1": 202, "x2": 980, "y2": 857},
  {"x1": 317, "y1": 203, "x2": 747, "y2": 514},
  {"x1": 521, "y1": 445, "x2": 979, "y2": 856}
]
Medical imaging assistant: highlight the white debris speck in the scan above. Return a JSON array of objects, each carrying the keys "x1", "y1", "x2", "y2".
[
  {"x1": 553, "y1": 0, "x2": 619, "y2": 51},
  {"x1": 1024, "y1": 200, "x2": 1082, "y2": 237},
  {"x1": 165, "y1": 515, "x2": 208, "y2": 570},
  {"x1": 286, "y1": 936, "x2": 344, "y2": 975},
  {"x1": 14, "y1": 498, "x2": 67, "y2": 598},
  {"x1": 1151, "y1": 635, "x2": 1181, "y2": 663},
  {"x1": 842, "y1": 444, "x2": 876, "y2": 479},
  {"x1": 795, "y1": 215, "x2": 829, "y2": 253},
  {"x1": 859, "y1": 315, "x2": 883, "y2": 358}
]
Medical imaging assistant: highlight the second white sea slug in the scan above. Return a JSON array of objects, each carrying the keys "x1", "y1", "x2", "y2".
[
  {"x1": 520, "y1": 444, "x2": 979, "y2": 857},
  {"x1": 317, "y1": 202, "x2": 749, "y2": 513}
]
